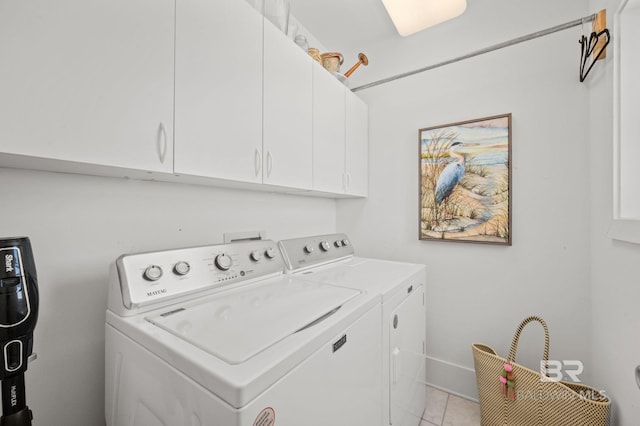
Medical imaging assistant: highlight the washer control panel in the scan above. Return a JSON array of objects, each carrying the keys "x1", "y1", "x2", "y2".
[
  {"x1": 115, "y1": 240, "x2": 283, "y2": 310},
  {"x1": 278, "y1": 233, "x2": 354, "y2": 271}
]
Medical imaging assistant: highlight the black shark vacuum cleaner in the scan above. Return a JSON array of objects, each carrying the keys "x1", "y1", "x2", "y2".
[{"x1": 0, "y1": 237, "x2": 38, "y2": 426}]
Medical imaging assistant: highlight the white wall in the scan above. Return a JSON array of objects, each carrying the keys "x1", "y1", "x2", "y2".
[
  {"x1": 337, "y1": 24, "x2": 593, "y2": 398},
  {"x1": 0, "y1": 167, "x2": 335, "y2": 425},
  {"x1": 588, "y1": 0, "x2": 640, "y2": 424}
]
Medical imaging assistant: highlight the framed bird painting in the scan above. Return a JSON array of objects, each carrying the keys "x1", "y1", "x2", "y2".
[{"x1": 419, "y1": 113, "x2": 512, "y2": 245}]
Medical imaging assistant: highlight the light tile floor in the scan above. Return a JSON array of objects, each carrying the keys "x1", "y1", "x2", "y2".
[{"x1": 420, "y1": 386, "x2": 481, "y2": 426}]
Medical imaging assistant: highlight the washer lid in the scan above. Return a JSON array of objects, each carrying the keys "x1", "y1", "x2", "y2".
[{"x1": 146, "y1": 278, "x2": 361, "y2": 365}]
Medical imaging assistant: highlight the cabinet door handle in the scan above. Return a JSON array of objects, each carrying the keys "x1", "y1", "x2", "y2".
[
  {"x1": 254, "y1": 148, "x2": 262, "y2": 177},
  {"x1": 157, "y1": 122, "x2": 168, "y2": 164},
  {"x1": 346, "y1": 172, "x2": 352, "y2": 191},
  {"x1": 266, "y1": 151, "x2": 273, "y2": 178}
]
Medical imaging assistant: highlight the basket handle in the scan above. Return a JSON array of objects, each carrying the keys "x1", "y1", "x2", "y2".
[{"x1": 507, "y1": 316, "x2": 550, "y2": 366}]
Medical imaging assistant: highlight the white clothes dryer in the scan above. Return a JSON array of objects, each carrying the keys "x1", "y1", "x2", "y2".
[
  {"x1": 105, "y1": 238, "x2": 382, "y2": 426},
  {"x1": 279, "y1": 234, "x2": 427, "y2": 426}
]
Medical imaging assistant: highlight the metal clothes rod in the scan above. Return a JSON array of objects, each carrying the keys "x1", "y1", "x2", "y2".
[{"x1": 352, "y1": 13, "x2": 597, "y2": 92}]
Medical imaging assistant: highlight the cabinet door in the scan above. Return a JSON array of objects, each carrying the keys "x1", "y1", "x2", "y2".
[
  {"x1": 345, "y1": 93, "x2": 369, "y2": 196},
  {"x1": 263, "y1": 21, "x2": 313, "y2": 190},
  {"x1": 0, "y1": 0, "x2": 174, "y2": 172},
  {"x1": 174, "y1": 0, "x2": 263, "y2": 183},
  {"x1": 312, "y1": 64, "x2": 346, "y2": 193}
]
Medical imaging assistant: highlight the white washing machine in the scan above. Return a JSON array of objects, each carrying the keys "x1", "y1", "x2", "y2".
[
  {"x1": 105, "y1": 238, "x2": 382, "y2": 426},
  {"x1": 278, "y1": 234, "x2": 427, "y2": 426}
]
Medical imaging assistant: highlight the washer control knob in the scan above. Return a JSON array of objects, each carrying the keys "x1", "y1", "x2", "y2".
[
  {"x1": 174, "y1": 261, "x2": 190, "y2": 275},
  {"x1": 304, "y1": 244, "x2": 314, "y2": 254},
  {"x1": 319, "y1": 241, "x2": 330, "y2": 252},
  {"x1": 250, "y1": 250, "x2": 263, "y2": 262},
  {"x1": 264, "y1": 247, "x2": 277, "y2": 259},
  {"x1": 214, "y1": 254, "x2": 232, "y2": 271},
  {"x1": 334, "y1": 240, "x2": 342, "y2": 248},
  {"x1": 143, "y1": 265, "x2": 163, "y2": 281},
  {"x1": 341, "y1": 239, "x2": 350, "y2": 247}
]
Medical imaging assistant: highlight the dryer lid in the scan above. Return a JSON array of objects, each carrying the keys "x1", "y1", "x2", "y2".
[{"x1": 146, "y1": 277, "x2": 360, "y2": 364}]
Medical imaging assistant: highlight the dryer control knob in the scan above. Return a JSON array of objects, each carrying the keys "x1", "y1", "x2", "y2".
[
  {"x1": 143, "y1": 265, "x2": 163, "y2": 281},
  {"x1": 250, "y1": 250, "x2": 263, "y2": 262},
  {"x1": 334, "y1": 240, "x2": 342, "y2": 247},
  {"x1": 215, "y1": 254, "x2": 232, "y2": 271},
  {"x1": 319, "y1": 241, "x2": 330, "y2": 252},
  {"x1": 174, "y1": 261, "x2": 190, "y2": 275},
  {"x1": 341, "y1": 239, "x2": 350, "y2": 247},
  {"x1": 264, "y1": 247, "x2": 276, "y2": 259},
  {"x1": 304, "y1": 244, "x2": 314, "y2": 254}
]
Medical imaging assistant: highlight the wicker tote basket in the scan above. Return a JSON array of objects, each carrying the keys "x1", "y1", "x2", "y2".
[{"x1": 472, "y1": 316, "x2": 610, "y2": 426}]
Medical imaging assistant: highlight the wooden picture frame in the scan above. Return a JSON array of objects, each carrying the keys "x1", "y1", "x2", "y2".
[{"x1": 419, "y1": 114, "x2": 512, "y2": 245}]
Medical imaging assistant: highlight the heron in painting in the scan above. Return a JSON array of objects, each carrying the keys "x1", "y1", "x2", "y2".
[{"x1": 435, "y1": 142, "x2": 466, "y2": 205}]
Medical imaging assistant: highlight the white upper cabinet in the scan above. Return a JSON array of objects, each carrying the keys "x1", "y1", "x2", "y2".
[
  {"x1": 312, "y1": 63, "x2": 346, "y2": 193},
  {"x1": 345, "y1": 93, "x2": 369, "y2": 197},
  {"x1": 0, "y1": 0, "x2": 174, "y2": 173},
  {"x1": 174, "y1": 0, "x2": 263, "y2": 183},
  {"x1": 263, "y1": 20, "x2": 313, "y2": 190},
  {"x1": 0, "y1": 0, "x2": 367, "y2": 197}
]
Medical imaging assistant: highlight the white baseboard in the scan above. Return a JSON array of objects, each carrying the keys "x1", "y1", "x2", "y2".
[{"x1": 425, "y1": 356, "x2": 479, "y2": 402}]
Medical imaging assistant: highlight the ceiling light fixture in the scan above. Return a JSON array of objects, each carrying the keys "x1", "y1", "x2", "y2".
[{"x1": 381, "y1": 0, "x2": 467, "y2": 36}]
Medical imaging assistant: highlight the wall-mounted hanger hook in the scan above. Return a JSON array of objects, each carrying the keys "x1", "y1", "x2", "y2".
[
  {"x1": 579, "y1": 9, "x2": 609, "y2": 82},
  {"x1": 579, "y1": 28, "x2": 610, "y2": 82}
]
